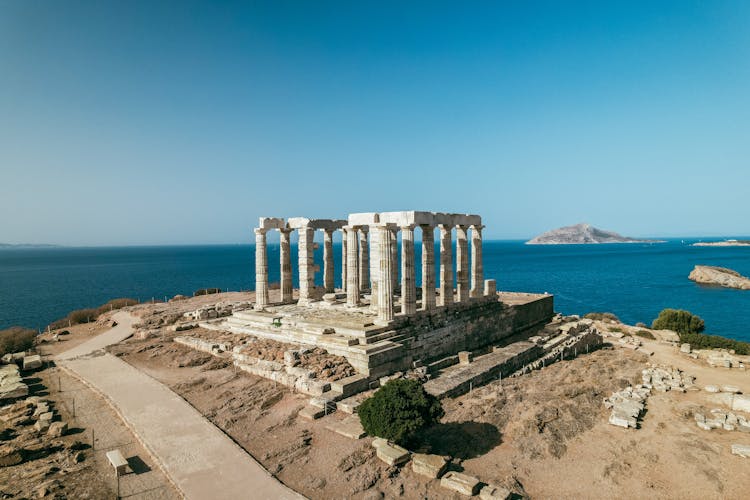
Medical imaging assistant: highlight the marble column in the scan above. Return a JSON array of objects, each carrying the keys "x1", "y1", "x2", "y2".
[
  {"x1": 390, "y1": 227, "x2": 399, "y2": 292},
  {"x1": 341, "y1": 229, "x2": 348, "y2": 292},
  {"x1": 376, "y1": 225, "x2": 394, "y2": 323},
  {"x1": 369, "y1": 227, "x2": 379, "y2": 312},
  {"x1": 439, "y1": 224, "x2": 453, "y2": 306},
  {"x1": 456, "y1": 225, "x2": 470, "y2": 303},
  {"x1": 400, "y1": 225, "x2": 416, "y2": 315},
  {"x1": 298, "y1": 225, "x2": 315, "y2": 304},
  {"x1": 254, "y1": 228, "x2": 269, "y2": 310},
  {"x1": 345, "y1": 226, "x2": 360, "y2": 306},
  {"x1": 323, "y1": 229, "x2": 335, "y2": 293},
  {"x1": 279, "y1": 228, "x2": 293, "y2": 303},
  {"x1": 470, "y1": 224, "x2": 485, "y2": 298},
  {"x1": 420, "y1": 225, "x2": 436, "y2": 310},
  {"x1": 358, "y1": 227, "x2": 370, "y2": 291}
]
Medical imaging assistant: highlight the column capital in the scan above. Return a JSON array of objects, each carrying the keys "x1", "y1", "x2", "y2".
[
  {"x1": 359, "y1": 226, "x2": 369, "y2": 234},
  {"x1": 399, "y1": 224, "x2": 416, "y2": 231},
  {"x1": 254, "y1": 227, "x2": 267, "y2": 235},
  {"x1": 470, "y1": 224, "x2": 485, "y2": 231},
  {"x1": 278, "y1": 227, "x2": 293, "y2": 235}
]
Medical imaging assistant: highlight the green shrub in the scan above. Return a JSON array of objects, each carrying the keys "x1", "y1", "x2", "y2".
[
  {"x1": 608, "y1": 326, "x2": 624, "y2": 333},
  {"x1": 651, "y1": 309, "x2": 705, "y2": 335},
  {"x1": 680, "y1": 333, "x2": 750, "y2": 355},
  {"x1": 194, "y1": 288, "x2": 222, "y2": 296},
  {"x1": 48, "y1": 297, "x2": 138, "y2": 329},
  {"x1": 0, "y1": 327, "x2": 36, "y2": 356},
  {"x1": 584, "y1": 312, "x2": 620, "y2": 323},
  {"x1": 358, "y1": 379, "x2": 444, "y2": 446},
  {"x1": 635, "y1": 330, "x2": 656, "y2": 340}
]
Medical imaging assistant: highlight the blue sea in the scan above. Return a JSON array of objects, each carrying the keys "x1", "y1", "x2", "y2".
[{"x1": 1, "y1": 240, "x2": 749, "y2": 341}]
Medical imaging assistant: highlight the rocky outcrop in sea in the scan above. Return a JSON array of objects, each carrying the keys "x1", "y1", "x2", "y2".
[{"x1": 688, "y1": 265, "x2": 750, "y2": 290}]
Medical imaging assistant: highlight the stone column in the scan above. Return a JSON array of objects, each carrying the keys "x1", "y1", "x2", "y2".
[
  {"x1": 420, "y1": 225, "x2": 436, "y2": 310},
  {"x1": 369, "y1": 227, "x2": 379, "y2": 312},
  {"x1": 390, "y1": 227, "x2": 399, "y2": 292},
  {"x1": 439, "y1": 224, "x2": 453, "y2": 306},
  {"x1": 323, "y1": 229, "x2": 335, "y2": 293},
  {"x1": 254, "y1": 228, "x2": 269, "y2": 310},
  {"x1": 358, "y1": 227, "x2": 370, "y2": 291},
  {"x1": 345, "y1": 226, "x2": 360, "y2": 306},
  {"x1": 341, "y1": 229, "x2": 348, "y2": 292},
  {"x1": 400, "y1": 225, "x2": 416, "y2": 315},
  {"x1": 279, "y1": 228, "x2": 293, "y2": 303},
  {"x1": 456, "y1": 225, "x2": 470, "y2": 303},
  {"x1": 298, "y1": 224, "x2": 315, "y2": 304},
  {"x1": 470, "y1": 225, "x2": 485, "y2": 298},
  {"x1": 376, "y1": 225, "x2": 394, "y2": 323}
]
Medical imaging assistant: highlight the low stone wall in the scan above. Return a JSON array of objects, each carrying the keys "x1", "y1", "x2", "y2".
[
  {"x1": 173, "y1": 336, "x2": 229, "y2": 356},
  {"x1": 182, "y1": 301, "x2": 251, "y2": 321}
]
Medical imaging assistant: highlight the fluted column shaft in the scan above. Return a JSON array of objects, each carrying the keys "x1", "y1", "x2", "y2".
[
  {"x1": 345, "y1": 226, "x2": 360, "y2": 306},
  {"x1": 279, "y1": 228, "x2": 293, "y2": 303},
  {"x1": 298, "y1": 225, "x2": 315, "y2": 303},
  {"x1": 421, "y1": 225, "x2": 436, "y2": 310},
  {"x1": 254, "y1": 228, "x2": 269, "y2": 310},
  {"x1": 470, "y1": 225, "x2": 484, "y2": 298},
  {"x1": 456, "y1": 225, "x2": 470, "y2": 302},
  {"x1": 439, "y1": 224, "x2": 453, "y2": 306},
  {"x1": 369, "y1": 227, "x2": 379, "y2": 312},
  {"x1": 376, "y1": 225, "x2": 394, "y2": 323},
  {"x1": 341, "y1": 229, "x2": 348, "y2": 292},
  {"x1": 401, "y1": 225, "x2": 416, "y2": 315},
  {"x1": 323, "y1": 229, "x2": 335, "y2": 293},
  {"x1": 359, "y1": 227, "x2": 370, "y2": 291},
  {"x1": 390, "y1": 228, "x2": 399, "y2": 292}
]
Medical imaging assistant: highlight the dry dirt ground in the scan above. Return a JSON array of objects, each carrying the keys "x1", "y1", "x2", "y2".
[
  {"x1": 19, "y1": 294, "x2": 750, "y2": 499},
  {"x1": 0, "y1": 359, "x2": 178, "y2": 499}
]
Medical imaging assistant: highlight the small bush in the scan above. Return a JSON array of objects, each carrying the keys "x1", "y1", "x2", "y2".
[
  {"x1": 651, "y1": 309, "x2": 705, "y2": 335},
  {"x1": 194, "y1": 288, "x2": 222, "y2": 296},
  {"x1": 636, "y1": 330, "x2": 656, "y2": 340},
  {"x1": 358, "y1": 379, "x2": 444, "y2": 446},
  {"x1": 67, "y1": 308, "x2": 99, "y2": 325},
  {"x1": 608, "y1": 326, "x2": 624, "y2": 333},
  {"x1": 48, "y1": 297, "x2": 138, "y2": 329},
  {"x1": 0, "y1": 327, "x2": 36, "y2": 356},
  {"x1": 584, "y1": 312, "x2": 620, "y2": 323},
  {"x1": 680, "y1": 332, "x2": 750, "y2": 355}
]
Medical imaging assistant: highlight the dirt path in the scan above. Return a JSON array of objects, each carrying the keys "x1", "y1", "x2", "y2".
[{"x1": 56, "y1": 313, "x2": 302, "y2": 500}]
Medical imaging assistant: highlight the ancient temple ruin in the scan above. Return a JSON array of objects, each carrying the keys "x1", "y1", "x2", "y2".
[{"x1": 205, "y1": 211, "x2": 554, "y2": 381}]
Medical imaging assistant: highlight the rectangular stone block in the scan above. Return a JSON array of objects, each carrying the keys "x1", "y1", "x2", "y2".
[
  {"x1": 480, "y1": 484, "x2": 513, "y2": 500},
  {"x1": 440, "y1": 471, "x2": 481, "y2": 496},
  {"x1": 373, "y1": 439, "x2": 410, "y2": 466},
  {"x1": 411, "y1": 453, "x2": 448, "y2": 478}
]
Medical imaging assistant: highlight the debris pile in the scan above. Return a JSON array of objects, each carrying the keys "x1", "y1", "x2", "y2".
[
  {"x1": 695, "y1": 409, "x2": 750, "y2": 432},
  {"x1": 604, "y1": 385, "x2": 650, "y2": 429}
]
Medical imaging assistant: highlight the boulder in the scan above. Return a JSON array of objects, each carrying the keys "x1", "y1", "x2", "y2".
[
  {"x1": 0, "y1": 444, "x2": 23, "y2": 467},
  {"x1": 47, "y1": 421, "x2": 67, "y2": 438},
  {"x1": 411, "y1": 453, "x2": 448, "y2": 479},
  {"x1": 440, "y1": 471, "x2": 481, "y2": 496},
  {"x1": 680, "y1": 343, "x2": 691, "y2": 353}
]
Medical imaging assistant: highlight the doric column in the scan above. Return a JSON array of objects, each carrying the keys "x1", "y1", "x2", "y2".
[
  {"x1": 375, "y1": 224, "x2": 394, "y2": 323},
  {"x1": 456, "y1": 225, "x2": 470, "y2": 302},
  {"x1": 279, "y1": 228, "x2": 293, "y2": 303},
  {"x1": 341, "y1": 229, "x2": 348, "y2": 292},
  {"x1": 420, "y1": 225, "x2": 436, "y2": 310},
  {"x1": 254, "y1": 228, "x2": 269, "y2": 310},
  {"x1": 345, "y1": 226, "x2": 360, "y2": 306},
  {"x1": 358, "y1": 227, "x2": 370, "y2": 291},
  {"x1": 439, "y1": 224, "x2": 453, "y2": 306},
  {"x1": 323, "y1": 229, "x2": 335, "y2": 293},
  {"x1": 470, "y1": 225, "x2": 485, "y2": 298},
  {"x1": 369, "y1": 227, "x2": 379, "y2": 312},
  {"x1": 400, "y1": 225, "x2": 416, "y2": 315},
  {"x1": 297, "y1": 224, "x2": 315, "y2": 304},
  {"x1": 390, "y1": 227, "x2": 399, "y2": 291}
]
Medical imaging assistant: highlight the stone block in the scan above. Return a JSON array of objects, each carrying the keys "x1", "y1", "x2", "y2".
[
  {"x1": 732, "y1": 395, "x2": 750, "y2": 413},
  {"x1": 479, "y1": 484, "x2": 513, "y2": 500},
  {"x1": 22, "y1": 355, "x2": 42, "y2": 371},
  {"x1": 0, "y1": 444, "x2": 23, "y2": 467},
  {"x1": 324, "y1": 415, "x2": 366, "y2": 439},
  {"x1": 411, "y1": 453, "x2": 448, "y2": 479},
  {"x1": 680, "y1": 343, "x2": 691, "y2": 353},
  {"x1": 440, "y1": 471, "x2": 481, "y2": 496},
  {"x1": 458, "y1": 351, "x2": 473, "y2": 365},
  {"x1": 373, "y1": 440, "x2": 409, "y2": 466},
  {"x1": 38, "y1": 411, "x2": 54, "y2": 422},
  {"x1": 298, "y1": 405, "x2": 327, "y2": 420},
  {"x1": 47, "y1": 421, "x2": 67, "y2": 438},
  {"x1": 722, "y1": 385, "x2": 741, "y2": 394},
  {"x1": 731, "y1": 444, "x2": 750, "y2": 458},
  {"x1": 34, "y1": 419, "x2": 50, "y2": 433},
  {"x1": 705, "y1": 385, "x2": 720, "y2": 393}
]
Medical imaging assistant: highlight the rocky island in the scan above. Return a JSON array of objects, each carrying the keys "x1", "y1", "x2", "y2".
[
  {"x1": 526, "y1": 223, "x2": 661, "y2": 245},
  {"x1": 692, "y1": 240, "x2": 750, "y2": 247},
  {"x1": 689, "y1": 265, "x2": 750, "y2": 290}
]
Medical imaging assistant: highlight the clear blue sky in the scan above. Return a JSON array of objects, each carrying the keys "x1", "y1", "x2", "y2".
[{"x1": 1, "y1": 1, "x2": 748, "y2": 245}]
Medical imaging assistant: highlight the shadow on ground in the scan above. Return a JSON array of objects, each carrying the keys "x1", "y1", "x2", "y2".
[{"x1": 412, "y1": 421, "x2": 501, "y2": 459}]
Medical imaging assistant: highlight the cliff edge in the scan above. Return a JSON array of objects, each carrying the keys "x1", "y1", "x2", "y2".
[{"x1": 689, "y1": 265, "x2": 750, "y2": 290}]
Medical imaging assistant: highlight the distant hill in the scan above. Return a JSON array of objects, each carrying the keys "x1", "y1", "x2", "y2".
[
  {"x1": 526, "y1": 223, "x2": 662, "y2": 245},
  {"x1": 0, "y1": 243, "x2": 60, "y2": 249}
]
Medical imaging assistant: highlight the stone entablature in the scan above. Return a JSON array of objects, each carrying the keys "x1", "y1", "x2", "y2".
[{"x1": 253, "y1": 211, "x2": 488, "y2": 325}]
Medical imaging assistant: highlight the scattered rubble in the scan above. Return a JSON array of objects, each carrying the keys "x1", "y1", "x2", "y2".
[
  {"x1": 0, "y1": 364, "x2": 28, "y2": 401},
  {"x1": 605, "y1": 385, "x2": 649, "y2": 429}
]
